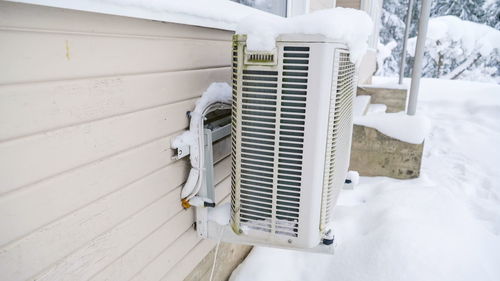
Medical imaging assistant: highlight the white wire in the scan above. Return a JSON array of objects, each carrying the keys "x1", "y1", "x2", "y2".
[
  {"x1": 184, "y1": 103, "x2": 230, "y2": 201},
  {"x1": 208, "y1": 226, "x2": 225, "y2": 281},
  {"x1": 185, "y1": 108, "x2": 208, "y2": 200}
]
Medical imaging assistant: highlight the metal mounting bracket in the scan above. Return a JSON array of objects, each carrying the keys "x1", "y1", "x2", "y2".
[
  {"x1": 194, "y1": 123, "x2": 231, "y2": 239},
  {"x1": 172, "y1": 123, "x2": 230, "y2": 161}
]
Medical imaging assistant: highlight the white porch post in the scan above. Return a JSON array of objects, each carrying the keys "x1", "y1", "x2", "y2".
[
  {"x1": 399, "y1": 0, "x2": 414, "y2": 84},
  {"x1": 407, "y1": 0, "x2": 431, "y2": 115}
]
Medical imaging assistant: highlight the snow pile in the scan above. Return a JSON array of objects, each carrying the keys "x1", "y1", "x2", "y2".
[
  {"x1": 191, "y1": 82, "x2": 232, "y2": 115},
  {"x1": 353, "y1": 96, "x2": 371, "y2": 117},
  {"x1": 236, "y1": 8, "x2": 374, "y2": 64},
  {"x1": 376, "y1": 40, "x2": 397, "y2": 74},
  {"x1": 208, "y1": 203, "x2": 231, "y2": 225},
  {"x1": 171, "y1": 82, "x2": 231, "y2": 151},
  {"x1": 408, "y1": 16, "x2": 500, "y2": 58},
  {"x1": 354, "y1": 112, "x2": 430, "y2": 144},
  {"x1": 102, "y1": 0, "x2": 270, "y2": 29},
  {"x1": 23, "y1": 0, "x2": 270, "y2": 31},
  {"x1": 346, "y1": 171, "x2": 359, "y2": 185},
  {"x1": 230, "y1": 78, "x2": 500, "y2": 281},
  {"x1": 171, "y1": 82, "x2": 231, "y2": 199},
  {"x1": 366, "y1": 104, "x2": 387, "y2": 115},
  {"x1": 405, "y1": 16, "x2": 500, "y2": 83},
  {"x1": 377, "y1": 1, "x2": 500, "y2": 83}
]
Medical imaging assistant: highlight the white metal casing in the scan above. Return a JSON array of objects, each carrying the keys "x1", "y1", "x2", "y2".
[{"x1": 229, "y1": 34, "x2": 357, "y2": 250}]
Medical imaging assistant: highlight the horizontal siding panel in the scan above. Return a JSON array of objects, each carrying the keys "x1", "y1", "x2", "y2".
[
  {"x1": 34, "y1": 156, "x2": 230, "y2": 281},
  {"x1": 134, "y1": 225, "x2": 202, "y2": 281},
  {"x1": 161, "y1": 239, "x2": 216, "y2": 281},
  {"x1": 336, "y1": 0, "x2": 361, "y2": 9},
  {"x1": 92, "y1": 208, "x2": 195, "y2": 281},
  {"x1": 0, "y1": 30, "x2": 231, "y2": 85},
  {"x1": 0, "y1": 67, "x2": 230, "y2": 141},
  {"x1": 0, "y1": 133, "x2": 230, "y2": 248},
  {"x1": 0, "y1": 133, "x2": 177, "y2": 247},
  {"x1": 0, "y1": 141, "x2": 229, "y2": 281},
  {"x1": 130, "y1": 179, "x2": 231, "y2": 281},
  {"x1": 34, "y1": 185, "x2": 189, "y2": 281},
  {"x1": 0, "y1": 2, "x2": 234, "y2": 281},
  {"x1": 0, "y1": 159, "x2": 189, "y2": 281},
  {"x1": 89, "y1": 162, "x2": 230, "y2": 281},
  {"x1": 0, "y1": 1, "x2": 232, "y2": 41},
  {"x1": 0, "y1": 98, "x2": 196, "y2": 194},
  {"x1": 160, "y1": 197, "x2": 232, "y2": 281}
]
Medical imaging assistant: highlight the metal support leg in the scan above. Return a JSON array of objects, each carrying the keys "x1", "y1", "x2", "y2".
[{"x1": 194, "y1": 125, "x2": 231, "y2": 238}]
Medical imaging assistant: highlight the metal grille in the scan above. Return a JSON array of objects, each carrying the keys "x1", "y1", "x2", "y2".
[
  {"x1": 244, "y1": 49, "x2": 277, "y2": 65},
  {"x1": 320, "y1": 50, "x2": 356, "y2": 230},
  {"x1": 230, "y1": 40, "x2": 240, "y2": 229},
  {"x1": 247, "y1": 53, "x2": 274, "y2": 62},
  {"x1": 231, "y1": 44, "x2": 310, "y2": 238}
]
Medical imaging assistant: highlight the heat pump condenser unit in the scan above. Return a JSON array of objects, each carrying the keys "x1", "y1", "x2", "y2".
[{"x1": 226, "y1": 34, "x2": 358, "y2": 252}]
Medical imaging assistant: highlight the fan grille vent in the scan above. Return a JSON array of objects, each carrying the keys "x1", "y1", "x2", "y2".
[
  {"x1": 231, "y1": 45, "x2": 310, "y2": 238},
  {"x1": 321, "y1": 50, "x2": 356, "y2": 230}
]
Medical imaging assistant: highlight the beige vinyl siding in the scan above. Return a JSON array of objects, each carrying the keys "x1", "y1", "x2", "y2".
[
  {"x1": 0, "y1": 2, "x2": 232, "y2": 281},
  {"x1": 336, "y1": 0, "x2": 362, "y2": 9},
  {"x1": 358, "y1": 49, "x2": 377, "y2": 84},
  {"x1": 309, "y1": 0, "x2": 335, "y2": 12}
]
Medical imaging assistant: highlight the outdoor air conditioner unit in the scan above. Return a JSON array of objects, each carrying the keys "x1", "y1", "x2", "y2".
[{"x1": 225, "y1": 34, "x2": 358, "y2": 253}]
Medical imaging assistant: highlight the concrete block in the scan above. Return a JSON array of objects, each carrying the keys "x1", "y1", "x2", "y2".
[
  {"x1": 184, "y1": 243, "x2": 252, "y2": 281},
  {"x1": 349, "y1": 125, "x2": 424, "y2": 179},
  {"x1": 357, "y1": 85, "x2": 408, "y2": 113}
]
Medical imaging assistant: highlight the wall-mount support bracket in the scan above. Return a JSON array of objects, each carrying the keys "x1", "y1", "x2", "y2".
[
  {"x1": 192, "y1": 123, "x2": 232, "y2": 240},
  {"x1": 172, "y1": 123, "x2": 231, "y2": 161}
]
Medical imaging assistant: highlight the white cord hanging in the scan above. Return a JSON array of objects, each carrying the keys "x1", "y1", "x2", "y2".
[{"x1": 208, "y1": 227, "x2": 226, "y2": 281}]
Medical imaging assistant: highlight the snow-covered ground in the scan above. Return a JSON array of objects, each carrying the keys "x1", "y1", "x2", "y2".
[{"x1": 230, "y1": 77, "x2": 500, "y2": 281}]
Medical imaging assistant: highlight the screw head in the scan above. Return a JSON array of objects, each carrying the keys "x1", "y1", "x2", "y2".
[{"x1": 288, "y1": 239, "x2": 292, "y2": 244}]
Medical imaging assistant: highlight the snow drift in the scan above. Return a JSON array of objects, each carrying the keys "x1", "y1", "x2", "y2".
[{"x1": 407, "y1": 16, "x2": 500, "y2": 58}]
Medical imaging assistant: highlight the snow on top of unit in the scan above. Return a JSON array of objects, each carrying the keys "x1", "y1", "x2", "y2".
[
  {"x1": 236, "y1": 8, "x2": 374, "y2": 64},
  {"x1": 354, "y1": 112, "x2": 430, "y2": 144},
  {"x1": 11, "y1": 0, "x2": 269, "y2": 30},
  {"x1": 408, "y1": 16, "x2": 500, "y2": 57}
]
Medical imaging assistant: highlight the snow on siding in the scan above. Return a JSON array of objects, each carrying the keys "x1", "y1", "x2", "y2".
[{"x1": 8, "y1": 0, "x2": 272, "y2": 30}]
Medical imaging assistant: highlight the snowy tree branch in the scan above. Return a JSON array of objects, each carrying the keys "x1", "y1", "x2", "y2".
[{"x1": 443, "y1": 53, "x2": 482, "y2": 80}]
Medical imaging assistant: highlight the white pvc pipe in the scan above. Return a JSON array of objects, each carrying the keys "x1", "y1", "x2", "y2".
[
  {"x1": 407, "y1": 0, "x2": 431, "y2": 116},
  {"x1": 399, "y1": 0, "x2": 414, "y2": 84}
]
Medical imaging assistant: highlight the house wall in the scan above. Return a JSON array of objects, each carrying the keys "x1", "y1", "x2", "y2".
[
  {"x1": 309, "y1": 0, "x2": 335, "y2": 11},
  {"x1": 0, "y1": 2, "x2": 238, "y2": 281},
  {"x1": 336, "y1": 0, "x2": 362, "y2": 9}
]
